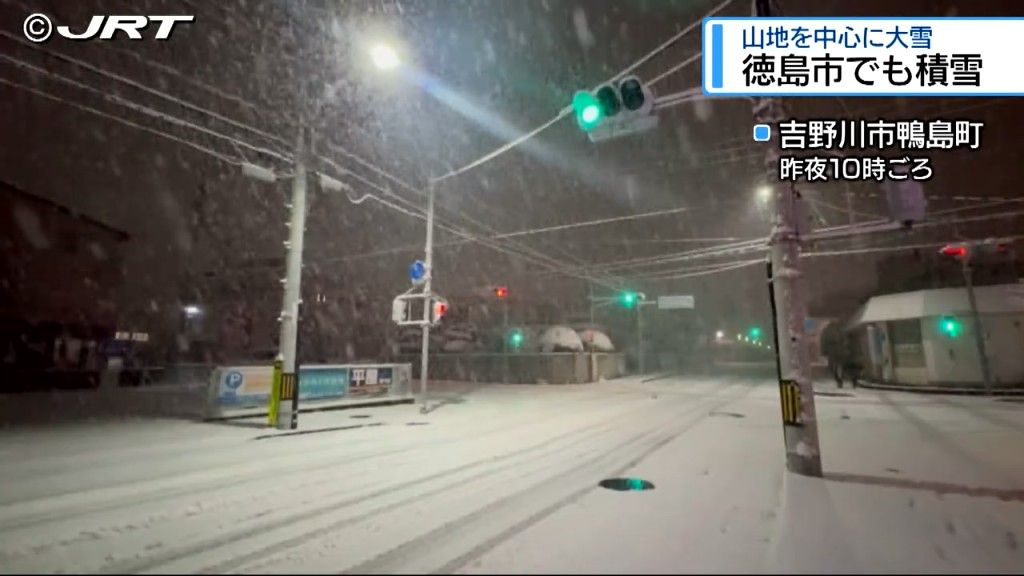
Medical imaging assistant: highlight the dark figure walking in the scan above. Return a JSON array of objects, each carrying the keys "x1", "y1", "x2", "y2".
[{"x1": 823, "y1": 326, "x2": 861, "y2": 389}]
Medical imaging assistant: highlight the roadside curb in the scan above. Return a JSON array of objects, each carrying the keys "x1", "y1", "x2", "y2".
[{"x1": 203, "y1": 396, "x2": 416, "y2": 422}]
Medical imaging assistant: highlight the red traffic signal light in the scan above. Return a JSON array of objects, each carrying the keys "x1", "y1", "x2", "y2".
[
  {"x1": 494, "y1": 286, "x2": 508, "y2": 299},
  {"x1": 431, "y1": 300, "x2": 448, "y2": 324},
  {"x1": 939, "y1": 244, "x2": 968, "y2": 258}
]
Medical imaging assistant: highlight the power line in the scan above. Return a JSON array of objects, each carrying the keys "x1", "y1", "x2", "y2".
[
  {"x1": 315, "y1": 154, "x2": 614, "y2": 284},
  {"x1": 490, "y1": 207, "x2": 689, "y2": 239},
  {"x1": 0, "y1": 0, "x2": 261, "y2": 114},
  {"x1": 6, "y1": 28, "x2": 600, "y2": 285},
  {"x1": 433, "y1": 0, "x2": 736, "y2": 184},
  {"x1": 640, "y1": 258, "x2": 763, "y2": 282},
  {"x1": 0, "y1": 53, "x2": 292, "y2": 165},
  {"x1": 1, "y1": 53, "x2": 597, "y2": 284},
  {"x1": 0, "y1": 76, "x2": 243, "y2": 166},
  {"x1": 632, "y1": 258, "x2": 763, "y2": 280},
  {"x1": 804, "y1": 235, "x2": 1024, "y2": 259},
  {"x1": 314, "y1": 160, "x2": 624, "y2": 288},
  {"x1": 607, "y1": 0, "x2": 734, "y2": 85},
  {"x1": 648, "y1": 54, "x2": 703, "y2": 87},
  {"x1": 0, "y1": 30, "x2": 290, "y2": 152},
  {"x1": 6, "y1": 32, "x2": 614, "y2": 287},
  {"x1": 318, "y1": 141, "x2": 611, "y2": 283}
]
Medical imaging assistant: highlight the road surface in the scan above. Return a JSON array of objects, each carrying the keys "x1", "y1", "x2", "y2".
[{"x1": 1, "y1": 375, "x2": 1022, "y2": 573}]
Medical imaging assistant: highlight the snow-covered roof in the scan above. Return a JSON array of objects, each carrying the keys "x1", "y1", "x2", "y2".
[{"x1": 850, "y1": 283, "x2": 1024, "y2": 325}]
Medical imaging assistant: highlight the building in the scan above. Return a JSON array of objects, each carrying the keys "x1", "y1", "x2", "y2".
[
  {"x1": 1, "y1": 181, "x2": 130, "y2": 387},
  {"x1": 848, "y1": 283, "x2": 1024, "y2": 388}
]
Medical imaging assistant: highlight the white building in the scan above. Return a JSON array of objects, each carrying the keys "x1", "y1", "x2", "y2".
[{"x1": 848, "y1": 283, "x2": 1024, "y2": 388}]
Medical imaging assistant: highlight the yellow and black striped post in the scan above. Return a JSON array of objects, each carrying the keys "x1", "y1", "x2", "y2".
[
  {"x1": 280, "y1": 373, "x2": 298, "y2": 429},
  {"x1": 779, "y1": 379, "x2": 802, "y2": 427},
  {"x1": 268, "y1": 357, "x2": 283, "y2": 427}
]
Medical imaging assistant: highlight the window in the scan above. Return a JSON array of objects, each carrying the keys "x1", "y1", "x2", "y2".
[{"x1": 889, "y1": 319, "x2": 925, "y2": 367}]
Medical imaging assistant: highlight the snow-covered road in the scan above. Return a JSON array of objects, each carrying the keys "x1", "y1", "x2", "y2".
[{"x1": 1, "y1": 376, "x2": 1022, "y2": 573}]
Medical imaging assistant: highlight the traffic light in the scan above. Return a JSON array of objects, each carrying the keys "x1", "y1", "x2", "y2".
[
  {"x1": 939, "y1": 244, "x2": 969, "y2": 259},
  {"x1": 494, "y1": 286, "x2": 508, "y2": 299},
  {"x1": 938, "y1": 315, "x2": 962, "y2": 338},
  {"x1": 619, "y1": 291, "x2": 639, "y2": 308},
  {"x1": 431, "y1": 297, "x2": 448, "y2": 325},
  {"x1": 572, "y1": 76, "x2": 657, "y2": 141},
  {"x1": 748, "y1": 326, "x2": 763, "y2": 341},
  {"x1": 392, "y1": 297, "x2": 408, "y2": 323},
  {"x1": 573, "y1": 90, "x2": 603, "y2": 131},
  {"x1": 508, "y1": 328, "x2": 524, "y2": 349}
]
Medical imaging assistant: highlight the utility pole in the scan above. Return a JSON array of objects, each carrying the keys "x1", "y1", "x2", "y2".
[
  {"x1": 502, "y1": 295, "x2": 510, "y2": 383},
  {"x1": 589, "y1": 282, "x2": 595, "y2": 325},
  {"x1": 961, "y1": 256, "x2": 993, "y2": 395},
  {"x1": 419, "y1": 180, "x2": 436, "y2": 414},
  {"x1": 636, "y1": 301, "x2": 645, "y2": 376},
  {"x1": 276, "y1": 125, "x2": 309, "y2": 430},
  {"x1": 754, "y1": 0, "x2": 822, "y2": 477}
]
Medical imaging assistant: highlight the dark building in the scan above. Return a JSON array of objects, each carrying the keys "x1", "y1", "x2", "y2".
[{"x1": 1, "y1": 181, "x2": 129, "y2": 387}]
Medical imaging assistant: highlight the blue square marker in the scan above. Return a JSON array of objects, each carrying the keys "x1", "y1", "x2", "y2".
[{"x1": 753, "y1": 124, "x2": 771, "y2": 142}]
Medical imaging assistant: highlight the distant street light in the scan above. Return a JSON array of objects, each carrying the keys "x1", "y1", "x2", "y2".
[
  {"x1": 370, "y1": 43, "x2": 400, "y2": 71},
  {"x1": 715, "y1": 330, "x2": 724, "y2": 340},
  {"x1": 756, "y1": 185, "x2": 771, "y2": 203},
  {"x1": 183, "y1": 305, "x2": 202, "y2": 318}
]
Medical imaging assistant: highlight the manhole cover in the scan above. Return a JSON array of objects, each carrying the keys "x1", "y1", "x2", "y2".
[
  {"x1": 815, "y1": 391, "x2": 854, "y2": 398},
  {"x1": 599, "y1": 478, "x2": 655, "y2": 492},
  {"x1": 709, "y1": 411, "x2": 745, "y2": 418},
  {"x1": 406, "y1": 422, "x2": 430, "y2": 426},
  {"x1": 350, "y1": 414, "x2": 371, "y2": 419}
]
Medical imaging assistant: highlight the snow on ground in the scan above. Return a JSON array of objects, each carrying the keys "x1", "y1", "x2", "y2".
[{"x1": 1, "y1": 376, "x2": 1022, "y2": 573}]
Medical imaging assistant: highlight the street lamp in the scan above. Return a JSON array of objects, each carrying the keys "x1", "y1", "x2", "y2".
[
  {"x1": 756, "y1": 185, "x2": 771, "y2": 203},
  {"x1": 370, "y1": 43, "x2": 400, "y2": 71}
]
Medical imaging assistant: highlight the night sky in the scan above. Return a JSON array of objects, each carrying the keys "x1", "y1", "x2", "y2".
[{"x1": 2, "y1": 0, "x2": 1022, "y2": 360}]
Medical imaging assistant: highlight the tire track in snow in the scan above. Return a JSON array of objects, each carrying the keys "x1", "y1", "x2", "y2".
[
  {"x1": 0, "y1": 383, "x2": 656, "y2": 532},
  {"x1": 94, "y1": 381, "x2": 746, "y2": 575},
  {"x1": 204, "y1": 379, "x2": 756, "y2": 574},
  {"x1": 340, "y1": 381, "x2": 762, "y2": 575},
  {"x1": 0, "y1": 391, "x2": 664, "y2": 568}
]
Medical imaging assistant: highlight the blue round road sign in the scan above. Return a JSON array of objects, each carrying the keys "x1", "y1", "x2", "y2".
[{"x1": 410, "y1": 260, "x2": 426, "y2": 283}]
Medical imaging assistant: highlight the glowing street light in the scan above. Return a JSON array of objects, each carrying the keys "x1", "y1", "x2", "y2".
[
  {"x1": 715, "y1": 330, "x2": 724, "y2": 340},
  {"x1": 370, "y1": 43, "x2": 400, "y2": 71},
  {"x1": 756, "y1": 185, "x2": 771, "y2": 203}
]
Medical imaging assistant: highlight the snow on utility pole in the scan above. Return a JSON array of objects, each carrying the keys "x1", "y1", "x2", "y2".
[
  {"x1": 753, "y1": 0, "x2": 823, "y2": 477},
  {"x1": 276, "y1": 125, "x2": 309, "y2": 430}
]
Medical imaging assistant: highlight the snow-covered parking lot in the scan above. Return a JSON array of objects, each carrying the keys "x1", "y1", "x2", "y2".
[{"x1": 1, "y1": 376, "x2": 1022, "y2": 573}]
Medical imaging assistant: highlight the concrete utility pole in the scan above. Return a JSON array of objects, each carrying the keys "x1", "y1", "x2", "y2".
[
  {"x1": 419, "y1": 180, "x2": 436, "y2": 414},
  {"x1": 276, "y1": 125, "x2": 310, "y2": 430},
  {"x1": 754, "y1": 0, "x2": 823, "y2": 477},
  {"x1": 636, "y1": 301, "x2": 646, "y2": 376},
  {"x1": 961, "y1": 256, "x2": 993, "y2": 395}
]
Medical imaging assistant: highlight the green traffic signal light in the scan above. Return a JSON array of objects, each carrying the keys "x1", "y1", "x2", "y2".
[
  {"x1": 939, "y1": 316, "x2": 961, "y2": 338},
  {"x1": 619, "y1": 291, "x2": 638, "y2": 308},
  {"x1": 508, "y1": 329, "x2": 524, "y2": 349},
  {"x1": 748, "y1": 326, "x2": 762, "y2": 340},
  {"x1": 573, "y1": 90, "x2": 603, "y2": 131}
]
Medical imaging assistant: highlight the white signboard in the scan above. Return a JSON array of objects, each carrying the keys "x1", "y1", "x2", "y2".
[{"x1": 658, "y1": 295, "x2": 695, "y2": 309}]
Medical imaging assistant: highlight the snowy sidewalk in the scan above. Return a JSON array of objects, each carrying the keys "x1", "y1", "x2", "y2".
[{"x1": 466, "y1": 381, "x2": 1024, "y2": 574}]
